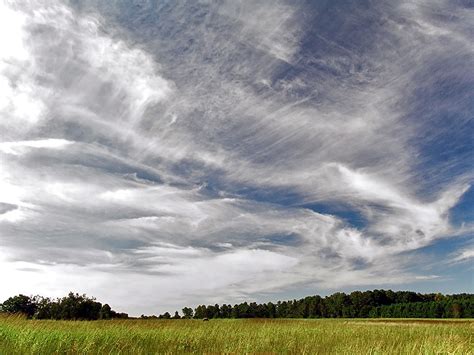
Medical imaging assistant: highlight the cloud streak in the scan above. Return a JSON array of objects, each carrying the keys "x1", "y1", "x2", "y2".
[{"x1": 0, "y1": 0, "x2": 472, "y2": 314}]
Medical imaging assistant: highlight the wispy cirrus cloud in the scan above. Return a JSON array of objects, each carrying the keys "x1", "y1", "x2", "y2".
[
  {"x1": 0, "y1": 0, "x2": 472, "y2": 314},
  {"x1": 449, "y1": 245, "x2": 474, "y2": 264}
]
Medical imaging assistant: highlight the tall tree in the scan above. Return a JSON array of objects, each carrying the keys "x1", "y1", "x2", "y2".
[{"x1": 182, "y1": 307, "x2": 193, "y2": 319}]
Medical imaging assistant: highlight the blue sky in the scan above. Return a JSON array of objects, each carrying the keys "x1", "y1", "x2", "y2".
[{"x1": 0, "y1": 0, "x2": 472, "y2": 315}]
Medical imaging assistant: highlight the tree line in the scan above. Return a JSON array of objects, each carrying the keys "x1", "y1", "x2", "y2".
[
  {"x1": 0, "y1": 293, "x2": 128, "y2": 320},
  {"x1": 179, "y1": 291, "x2": 473, "y2": 319},
  {"x1": 1, "y1": 290, "x2": 472, "y2": 320}
]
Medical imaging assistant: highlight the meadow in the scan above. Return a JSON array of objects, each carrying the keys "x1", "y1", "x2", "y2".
[{"x1": 0, "y1": 315, "x2": 472, "y2": 354}]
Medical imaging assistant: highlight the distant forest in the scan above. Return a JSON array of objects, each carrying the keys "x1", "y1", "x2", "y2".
[
  {"x1": 0, "y1": 293, "x2": 128, "y2": 321},
  {"x1": 1, "y1": 290, "x2": 473, "y2": 320},
  {"x1": 182, "y1": 291, "x2": 473, "y2": 320}
]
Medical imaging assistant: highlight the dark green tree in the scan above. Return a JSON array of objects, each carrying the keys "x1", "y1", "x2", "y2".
[
  {"x1": 159, "y1": 312, "x2": 171, "y2": 319},
  {"x1": 172, "y1": 311, "x2": 181, "y2": 319},
  {"x1": 1, "y1": 295, "x2": 37, "y2": 317},
  {"x1": 182, "y1": 307, "x2": 193, "y2": 319},
  {"x1": 99, "y1": 304, "x2": 112, "y2": 319}
]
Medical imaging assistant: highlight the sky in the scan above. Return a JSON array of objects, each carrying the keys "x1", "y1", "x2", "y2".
[{"x1": 0, "y1": 0, "x2": 473, "y2": 316}]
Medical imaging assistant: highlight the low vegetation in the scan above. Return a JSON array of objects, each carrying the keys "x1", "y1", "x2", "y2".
[{"x1": 0, "y1": 315, "x2": 472, "y2": 354}]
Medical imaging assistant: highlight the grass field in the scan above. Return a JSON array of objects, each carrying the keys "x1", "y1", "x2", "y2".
[{"x1": 0, "y1": 315, "x2": 472, "y2": 354}]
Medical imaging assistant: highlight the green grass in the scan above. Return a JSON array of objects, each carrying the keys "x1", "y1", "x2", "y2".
[{"x1": 0, "y1": 315, "x2": 472, "y2": 354}]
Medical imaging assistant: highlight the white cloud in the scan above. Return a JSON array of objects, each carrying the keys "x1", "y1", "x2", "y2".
[
  {"x1": 0, "y1": 0, "x2": 471, "y2": 314},
  {"x1": 216, "y1": 0, "x2": 302, "y2": 62},
  {"x1": 451, "y1": 246, "x2": 474, "y2": 264},
  {"x1": 0, "y1": 2, "x2": 47, "y2": 131},
  {"x1": 0, "y1": 139, "x2": 73, "y2": 155}
]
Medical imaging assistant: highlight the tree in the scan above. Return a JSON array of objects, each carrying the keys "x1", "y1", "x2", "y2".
[
  {"x1": 220, "y1": 304, "x2": 232, "y2": 318},
  {"x1": 182, "y1": 307, "x2": 193, "y2": 319},
  {"x1": 267, "y1": 302, "x2": 276, "y2": 318},
  {"x1": 3, "y1": 290, "x2": 473, "y2": 321},
  {"x1": 57, "y1": 293, "x2": 102, "y2": 320},
  {"x1": 172, "y1": 311, "x2": 181, "y2": 319},
  {"x1": 33, "y1": 296, "x2": 55, "y2": 319},
  {"x1": 452, "y1": 303, "x2": 461, "y2": 318},
  {"x1": 1, "y1": 295, "x2": 37, "y2": 318},
  {"x1": 205, "y1": 304, "x2": 219, "y2": 318},
  {"x1": 100, "y1": 304, "x2": 112, "y2": 320},
  {"x1": 159, "y1": 312, "x2": 171, "y2": 319},
  {"x1": 194, "y1": 305, "x2": 207, "y2": 319}
]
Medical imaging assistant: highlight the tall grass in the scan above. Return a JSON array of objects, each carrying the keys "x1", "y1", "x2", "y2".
[{"x1": 0, "y1": 314, "x2": 472, "y2": 354}]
